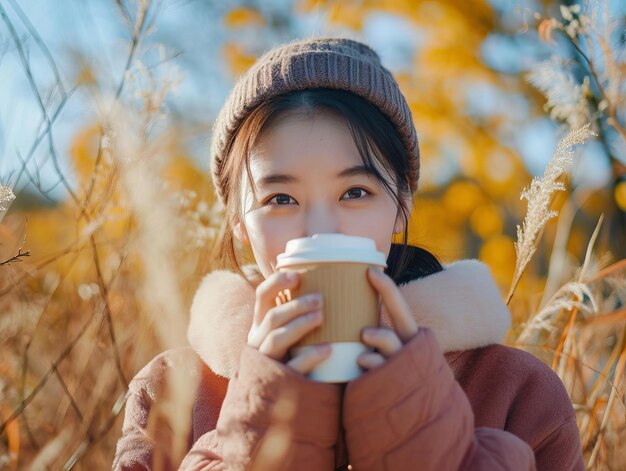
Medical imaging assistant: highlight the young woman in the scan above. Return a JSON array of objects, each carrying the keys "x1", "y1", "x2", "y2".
[{"x1": 113, "y1": 37, "x2": 584, "y2": 470}]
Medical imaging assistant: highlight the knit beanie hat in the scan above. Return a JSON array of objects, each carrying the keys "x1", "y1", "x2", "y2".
[{"x1": 209, "y1": 36, "x2": 419, "y2": 205}]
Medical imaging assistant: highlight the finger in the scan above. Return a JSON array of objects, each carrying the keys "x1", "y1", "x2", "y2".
[
  {"x1": 251, "y1": 293, "x2": 322, "y2": 346},
  {"x1": 357, "y1": 351, "x2": 386, "y2": 371},
  {"x1": 362, "y1": 327, "x2": 403, "y2": 357},
  {"x1": 259, "y1": 310, "x2": 323, "y2": 360},
  {"x1": 254, "y1": 271, "x2": 300, "y2": 325},
  {"x1": 367, "y1": 267, "x2": 418, "y2": 342},
  {"x1": 286, "y1": 344, "x2": 332, "y2": 375}
]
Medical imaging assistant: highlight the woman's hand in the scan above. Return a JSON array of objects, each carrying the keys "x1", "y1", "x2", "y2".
[
  {"x1": 247, "y1": 270, "x2": 332, "y2": 375},
  {"x1": 357, "y1": 266, "x2": 420, "y2": 371}
]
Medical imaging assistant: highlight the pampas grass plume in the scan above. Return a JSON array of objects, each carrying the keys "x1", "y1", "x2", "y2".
[{"x1": 506, "y1": 124, "x2": 596, "y2": 305}]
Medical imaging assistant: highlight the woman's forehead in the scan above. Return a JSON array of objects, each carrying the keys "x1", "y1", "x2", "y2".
[
  {"x1": 248, "y1": 151, "x2": 369, "y2": 185},
  {"x1": 249, "y1": 114, "x2": 363, "y2": 172},
  {"x1": 239, "y1": 112, "x2": 401, "y2": 211}
]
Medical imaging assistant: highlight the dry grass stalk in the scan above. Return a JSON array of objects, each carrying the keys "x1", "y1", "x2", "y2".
[
  {"x1": 102, "y1": 76, "x2": 196, "y2": 463},
  {"x1": 538, "y1": 187, "x2": 593, "y2": 311},
  {"x1": 513, "y1": 214, "x2": 626, "y2": 468},
  {"x1": 0, "y1": 0, "x2": 205, "y2": 467},
  {"x1": 522, "y1": 7, "x2": 626, "y2": 465},
  {"x1": 517, "y1": 214, "x2": 604, "y2": 346},
  {"x1": 27, "y1": 427, "x2": 73, "y2": 471},
  {"x1": 506, "y1": 123, "x2": 596, "y2": 305},
  {"x1": 526, "y1": 58, "x2": 591, "y2": 131},
  {"x1": 531, "y1": 1, "x2": 626, "y2": 162}
]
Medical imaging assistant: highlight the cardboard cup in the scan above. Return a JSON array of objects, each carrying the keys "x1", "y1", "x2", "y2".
[{"x1": 276, "y1": 234, "x2": 387, "y2": 382}]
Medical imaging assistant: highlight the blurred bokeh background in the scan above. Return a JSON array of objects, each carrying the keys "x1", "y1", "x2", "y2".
[{"x1": 1, "y1": 0, "x2": 625, "y2": 468}]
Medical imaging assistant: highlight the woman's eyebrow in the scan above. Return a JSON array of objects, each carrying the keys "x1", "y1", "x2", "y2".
[{"x1": 257, "y1": 165, "x2": 376, "y2": 187}]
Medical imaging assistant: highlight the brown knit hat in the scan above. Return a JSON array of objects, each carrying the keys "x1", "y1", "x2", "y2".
[{"x1": 210, "y1": 36, "x2": 419, "y2": 205}]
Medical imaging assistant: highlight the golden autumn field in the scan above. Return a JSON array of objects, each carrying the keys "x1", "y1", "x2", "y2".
[{"x1": 1, "y1": 0, "x2": 625, "y2": 469}]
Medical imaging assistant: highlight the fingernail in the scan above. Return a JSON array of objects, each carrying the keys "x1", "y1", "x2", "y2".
[
  {"x1": 307, "y1": 293, "x2": 322, "y2": 307},
  {"x1": 285, "y1": 271, "x2": 297, "y2": 281},
  {"x1": 363, "y1": 328, "x2": 376, "y2": 339},
  {"x1": 317, "y1": 344, "x2": 332, "y2": 354}
]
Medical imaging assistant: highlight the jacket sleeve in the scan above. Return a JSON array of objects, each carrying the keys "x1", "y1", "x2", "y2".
[
  {"x1": 502, "y1": 350, "x2": 585, "y2": 471},
  {"x1": 112, "y1": 348, "x2": 197, "y2": 471},
  {"x1": 342, "y1": 328, "x2": 536, "y2": 470},
  {"x1": 111, "y1": 386, "x2": 159, "y2": 470},
  {"x1": 179, "y1": 344, "x2": 342, "y2": 470}
]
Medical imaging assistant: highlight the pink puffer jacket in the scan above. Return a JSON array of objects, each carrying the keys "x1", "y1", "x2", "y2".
[{"x1": 112, "y1": 260, "x2": 584, "y2": 470}]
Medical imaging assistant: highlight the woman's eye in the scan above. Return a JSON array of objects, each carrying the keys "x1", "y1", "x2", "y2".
[
  {"x1": 266, "y1": 194, "x2": 296, "y2": 205},
  {"x1": 342, "y1": 187, "x2": 370, "y2": 200}
]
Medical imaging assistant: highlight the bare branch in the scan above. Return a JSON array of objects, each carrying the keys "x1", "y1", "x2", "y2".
[
  {"x1": 1, "y1": 240, "x2": 128, "y2": 434},
  {"x1": 52, "y1": 363, "x2": 84, "y2": 422},
  {"x1": 0, "y1": 4, "x2": 80, "y2": 206},
  {"x1": 6, "y1": 0, "x2": 67, "y2": 98},
  {"x1": 90, "y1": 235, "x2": 128, "y2": 388},
  {"x1": 0, "y1": 247, "x2": 31, "y2": 266}
]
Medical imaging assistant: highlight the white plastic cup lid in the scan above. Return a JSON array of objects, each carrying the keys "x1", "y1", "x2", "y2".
[{"x1": 276, "y1": 233, "x2": 387, "y2": 268}]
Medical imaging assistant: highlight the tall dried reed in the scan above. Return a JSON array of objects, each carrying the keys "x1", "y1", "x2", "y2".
[
  {"x1": 0, "y1": 0, "x2": 209, "y2": 468},
  {"x1": 506, "y1": 124, "x2": 596, "y2": 306},
  {"x1": 510, "y1": 2, "x2": 626, "y2": 468}
]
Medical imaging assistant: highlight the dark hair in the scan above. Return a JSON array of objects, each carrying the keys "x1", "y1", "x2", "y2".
[{"x1": 206, "y1": 88, "x2": 443, "y2": 286}]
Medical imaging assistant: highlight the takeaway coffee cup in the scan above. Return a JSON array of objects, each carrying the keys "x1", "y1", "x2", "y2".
[{"x1": 275, "y1": 233, "x2": 387, "y2": 382}]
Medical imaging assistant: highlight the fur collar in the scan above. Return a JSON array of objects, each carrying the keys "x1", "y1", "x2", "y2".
[{"x1": 187, "y1": 259, "x2": 511, "y2": 379}]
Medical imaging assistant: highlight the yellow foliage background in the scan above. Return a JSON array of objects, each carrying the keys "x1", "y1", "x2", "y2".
[{"x1": 1, "y1": 0, "x2": 625, "y2": 469}]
